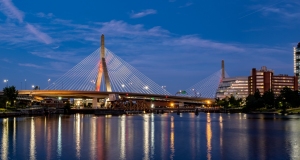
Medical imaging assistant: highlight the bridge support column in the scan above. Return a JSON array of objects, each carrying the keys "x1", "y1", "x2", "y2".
[{"x1": 93, "y1": 98, "x2": 98, "y2": 109}]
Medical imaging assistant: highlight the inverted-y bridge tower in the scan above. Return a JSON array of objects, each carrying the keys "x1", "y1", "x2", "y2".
[{"x1": 95, "y1": 34, "x2": 112, "y2": 92}]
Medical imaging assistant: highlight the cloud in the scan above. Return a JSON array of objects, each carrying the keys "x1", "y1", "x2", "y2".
[
  {"x1": 97, "y1": 20, "x2": 169, "y2": 37},
  {"x1": 0, "y1": 0, "x2": 54, "y2": 45},
  {"x1": 36, "y1": 12, "x2": 54, "y2": 19},
  {"x1": 1, "y1": 58, "x2": 11, "y2": 63},
  {"x1": 25, "y1": 23, "x2": 53, "y2": 44},
  {"x1": 168, "y1": 35, "x2": 244, "y2": 52},
  {"x1": 0, "y1": 0, "x2": 24, "y2": 22},
  {"x1": 242, "y1": 1, "x2": 300, "y2": 21},
  {"x1": 30, "y1": 48, "x2": 87, "y2": 62},
  {"x1": 130, "y1": 9, "x2": 157, "y2": 18},
  {"x1": 262, "y1": 6, "x2": 300, "y2": 20},
  {"x1": 179, "y1": 2, "x2": 193, "y2": 8},
  {"x1": 18, "y1": 63, "x2": 43, "y2": 69}
]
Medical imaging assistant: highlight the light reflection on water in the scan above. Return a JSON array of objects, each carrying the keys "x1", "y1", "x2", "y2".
[
  {"x1": 206, "y1": 113, "x2": 212, "y2": 160},
  {"x1": 143, "y1": 115, "x2": 149, "y2": 160},
  {"x1": 0, "y1": 113, "x2": 299, "y2": 160},
  {"x1": 75, "y1": 114, "x2": 81, "y2": 159},
  {"x1": 29, "y1": 118, "x2": 36, "y2": 160},
  {"x1": 120, "y1": 115, "x2": 126, "y2": 160},
  {"x1": 170, "y1": 116, "x2": 175, "y2": 160},
  {"x1": 57, "y1": 115, "x2": 62, "y2": 157},
  {"x1": 1, "y1": 118, "x2": 8, "y2": 160}
]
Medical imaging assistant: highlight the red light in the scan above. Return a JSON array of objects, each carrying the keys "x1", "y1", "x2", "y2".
[
  {"x1": 126, "y1": 93, "x2": 128, "y2": 96},
  {"x1": 166, "y1": 96, "x2": 168, "y2": 98}
]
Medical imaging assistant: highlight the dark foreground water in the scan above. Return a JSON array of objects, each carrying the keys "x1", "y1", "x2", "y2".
[{"x1": 0, "y1": 113, "x2": 299, "y2": 160}]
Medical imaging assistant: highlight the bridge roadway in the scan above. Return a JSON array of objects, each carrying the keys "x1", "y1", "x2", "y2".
[{"x1": 18, "y1": 90, "x2": 214, "y2": 104}]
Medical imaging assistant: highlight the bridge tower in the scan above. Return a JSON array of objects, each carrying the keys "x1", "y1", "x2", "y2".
[
  {"x1": 95, "y1": 34, "x2": 112, "y2": 92},
  {"x1": 221, "y1": 60, "x2": 225, "y2": 79}
]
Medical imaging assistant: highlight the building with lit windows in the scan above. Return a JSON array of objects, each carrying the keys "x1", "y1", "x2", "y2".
[
  {"x1": 248, "y1": 66, "x2": 298, "y2": 96},
  {"x1": 216, "y1": 76, "x2": 248, "y2": 99},
  {"x1": 294, "y1": 42, "x2": 300, "y2": 84},
  {"x1": 272, "y1": 75, "x2": 298, "y2": 95}
]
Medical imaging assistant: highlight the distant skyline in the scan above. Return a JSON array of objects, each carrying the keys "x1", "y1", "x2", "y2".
[{"x1": 1, "y1": 0, "x2": 300, "y2": 93}]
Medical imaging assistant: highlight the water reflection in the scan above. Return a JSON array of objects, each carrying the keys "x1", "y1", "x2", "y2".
[
  {"x1": 189, "y1": 114, "x2": 195, "y2": 158},
  {"x1": 0, "y1": 113, "x2": 299, "y2": 160},
  {"x1": 13, "y1": 117, "x2": 16, "y2": 157},
  {"x1": 120, "y1": 115, "x2": 126, "y2": 160},
  {"x1": 289, "y1": 121, "x2": 300, "y2": 159},
  {"x1": 30, "y1": 118, "x2": 36, "y2": 160},
  {"x1": 160, "y1": 115, "x2": 167, "y2": 159},
  {"x1": 90, "y1": 117, "x2": 96, "y2": 160},
  {"x1": 46, "y1": 117, "x2": 52, "y2": 160},
  {"x1": 170, "y1": 116, "x2": 175, "y2": 159},
  {"x1": 143, "y1": 115, "x2": 150, "y2": 160},
  {"x1": 75, "y1": 114, "x2": 81, "y2": 159},
  {"x1": 1, "y1": 118, "x2": 8, "y2": 160},
  {"x1": 219, "y1": 114, "x2": 223, "y2": 157},
  {"x1": 150, "y1": 114, "x2": 155, "y2": 159},
  {"x1": 57, "y1": 115, "x2": 62, "y2": 157},
  {"x1": 206, "y1": 113, "x2": 212, "y2": 160}
]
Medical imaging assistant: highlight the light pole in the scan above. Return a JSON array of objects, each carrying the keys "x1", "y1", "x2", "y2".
[
  {"x1": 48, "y1": 79, "x2": 51, "y2": 87},
  {"x1": 4, "y1": 79, "x2": 8, "y2": 87},
  {"x1": 25, "y1": 79, "x2": 26, "y2": 90},
  {"x1": 162, "y1": 86, "x2": 166, "y2": 94},
  {"x1": 32, "y1": 85, "x2": 35, "y2": 90},
  {"x1": 192, "y1": 88, "x2": 197, "y2": 97}
]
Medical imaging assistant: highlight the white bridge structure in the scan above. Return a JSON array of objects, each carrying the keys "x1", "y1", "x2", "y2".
[{"x1": 18, "y1": 35, "x2": 227, "y2": 108}]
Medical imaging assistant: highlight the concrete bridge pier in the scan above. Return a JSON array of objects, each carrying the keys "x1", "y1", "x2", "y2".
[{"x1": 92, "y1": 98, "x2": 99, "y2": 109}]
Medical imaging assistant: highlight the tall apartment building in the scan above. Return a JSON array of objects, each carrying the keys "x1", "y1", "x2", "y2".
[
  {"x1": 294, "y1": 42, "x2": 300, "y2": 84},
  {"x1": 248, "y1": 66, "x2": 298, "y2": 96},
  {"x1": 216, "y1": 76, "x2": 248, "y2": 99}
]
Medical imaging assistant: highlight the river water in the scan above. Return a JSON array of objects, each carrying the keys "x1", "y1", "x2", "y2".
[{"x1": 0, "y1": 113, "x2": 299, "y2": 160}]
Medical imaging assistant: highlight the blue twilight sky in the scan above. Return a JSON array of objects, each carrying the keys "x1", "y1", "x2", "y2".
[{"x1": 0, "y1": 0, "x2": 300, "y2": 93}]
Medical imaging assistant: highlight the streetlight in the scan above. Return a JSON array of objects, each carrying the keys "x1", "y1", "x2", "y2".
[
  {"x1": 48, "y1": 79, "x2": 51, "y2": 87},
  {"x1": 191, "y1": 88, "x2": 197, "y2": 97},
  {"x1": 3, "y1": 79, "x2": 8, "y2": 87},
  {"x1": 32, "y1": 85, "x2": 35, "y2": 90},
  {"x1": 162, "y1": 86, "x2": 167, "y2": 95},
  {"x1": 25, "y1": 79, "x2": 26, "y2": 90}
]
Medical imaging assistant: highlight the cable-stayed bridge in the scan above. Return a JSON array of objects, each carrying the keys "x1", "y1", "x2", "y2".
[
  {"x1": 18, "y1": 35, "x2": 224, "y2": 108},
  {"x1": 175, "y1": 69, "x2": 229, "y2": 98}
]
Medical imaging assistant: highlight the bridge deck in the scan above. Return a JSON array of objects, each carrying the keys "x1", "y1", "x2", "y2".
[{"x1": 17, "y1": 90, "x2": 214, "y2": 104}]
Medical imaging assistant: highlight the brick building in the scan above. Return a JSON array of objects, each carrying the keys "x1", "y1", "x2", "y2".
[{"x1": 248, "y1": 66, "x2": 298, "y2": 96}]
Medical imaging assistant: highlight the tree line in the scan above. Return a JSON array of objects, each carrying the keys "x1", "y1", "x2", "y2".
[
  {"x1": 215, "y1": 87, "x2": 300, "y2": 112},
  {"x1": 0, "y1": 86, "x2": 18, "y2": 108}
]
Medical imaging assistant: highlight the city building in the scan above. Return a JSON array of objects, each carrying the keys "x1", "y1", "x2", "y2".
[
  {"x1": 294, "y1": 42, "x2": 300, "y2": 84},
  {"x1": 272, "y1": 74, "x2": 298, "y2": 95},
  {"x1": 248, "y1": 66, "x2": 298, "y2": 96},
  {"x1": 216, "y1": 76, "x2": 248, "y2": 99}
]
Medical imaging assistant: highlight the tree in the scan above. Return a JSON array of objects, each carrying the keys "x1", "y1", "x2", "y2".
[
  {"x1": 254, "y1": 89, "x2": 264, "y2": 109},
  {"x1": 3, "y1": 86, "x2": 18, "y2": 107},
  {"x1": 245, "y1": 94, "x2": 256, "y2": 111},
  {"x1": 279, "y1": 87, "x2": 299, "y2": 108},
  {"x1": 263, "y1": 89, "x2": 275, "y2": 109}
]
